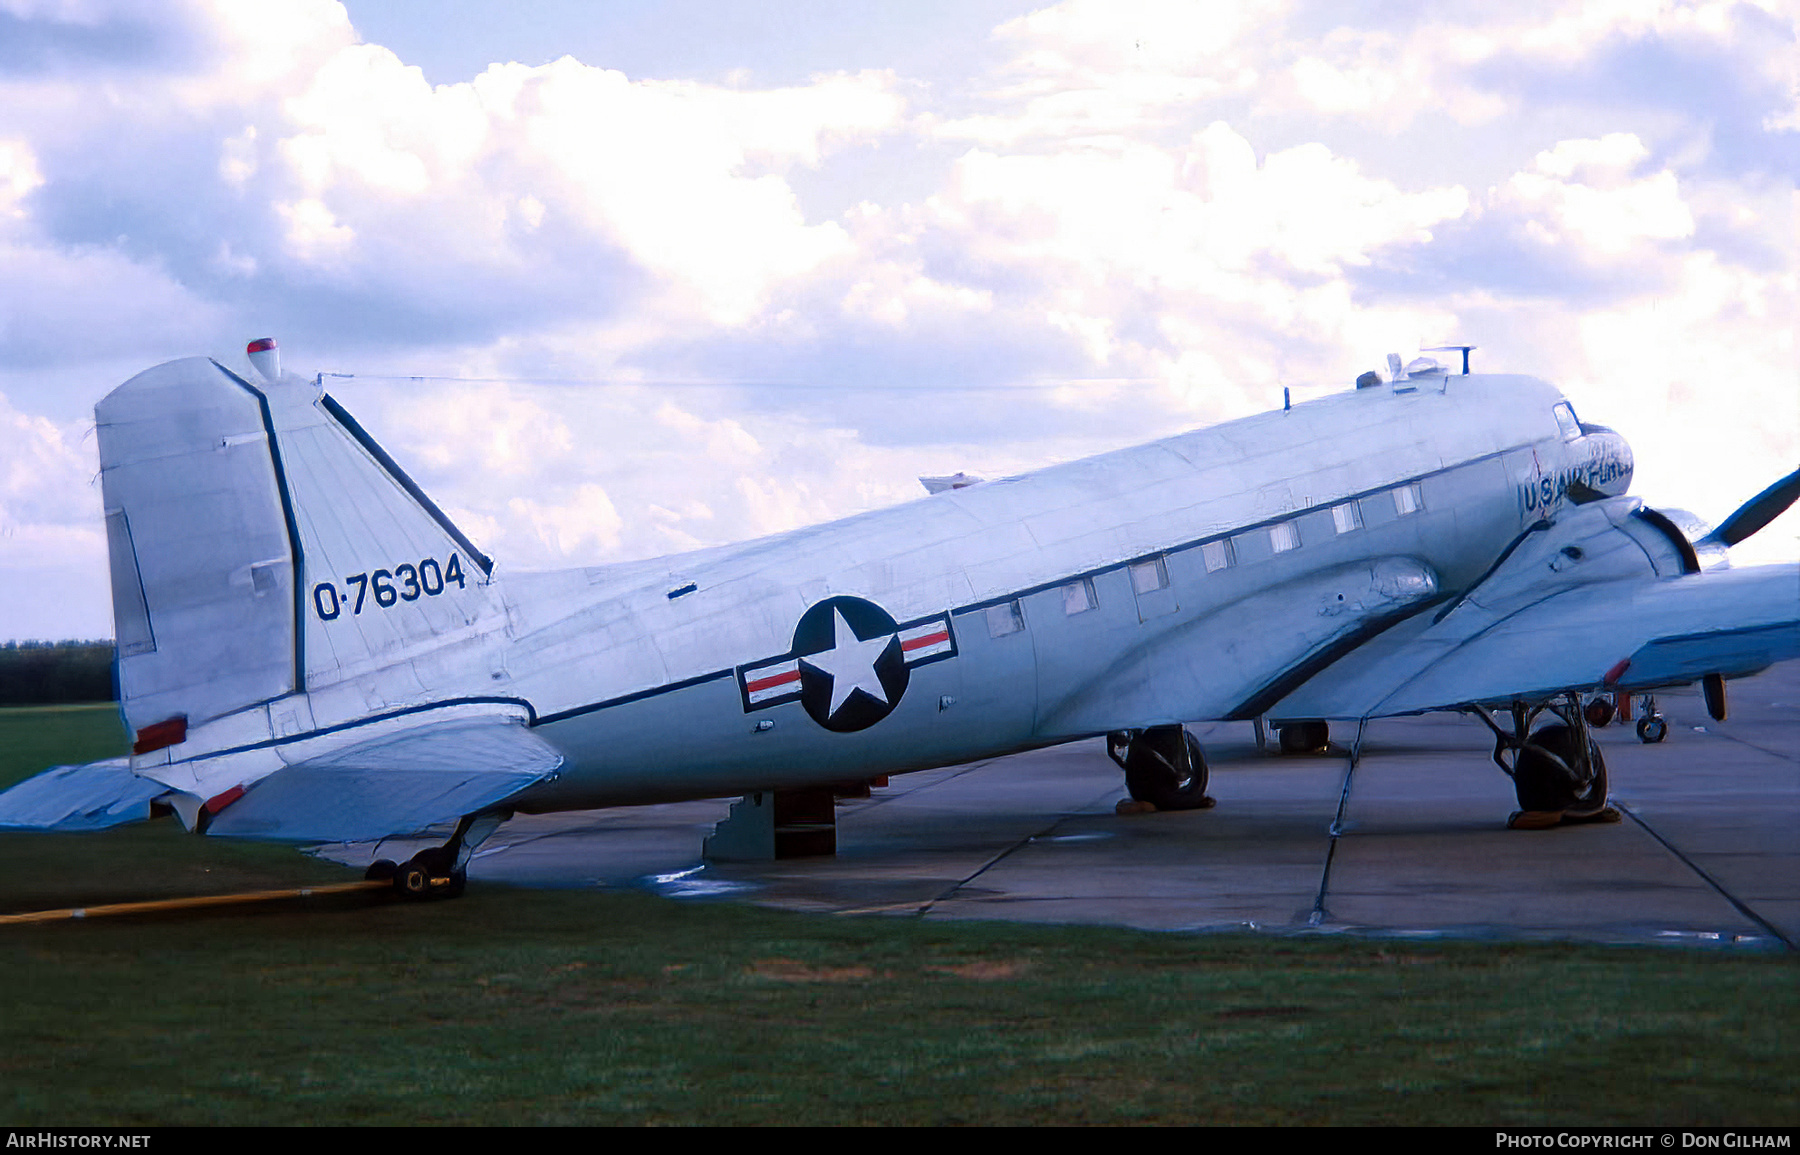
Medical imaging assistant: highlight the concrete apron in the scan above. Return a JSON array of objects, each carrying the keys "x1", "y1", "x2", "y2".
[{"x1": 322, "y1": 663, "x2": 1798, "y2": 949}]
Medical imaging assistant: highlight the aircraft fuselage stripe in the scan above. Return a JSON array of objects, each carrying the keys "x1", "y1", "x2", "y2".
[{"x1": 524, "y1": 440, "x2": 1545, "y2": 731}]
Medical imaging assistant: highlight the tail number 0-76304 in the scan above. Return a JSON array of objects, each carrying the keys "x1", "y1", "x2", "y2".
[{"x1": 311, "y1": 555, "x2": 466, "y2": 621}]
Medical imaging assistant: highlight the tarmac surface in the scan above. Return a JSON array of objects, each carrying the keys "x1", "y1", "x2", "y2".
[{"x1": 330, "y1": 663, "x2": 1799, "y2": 948}]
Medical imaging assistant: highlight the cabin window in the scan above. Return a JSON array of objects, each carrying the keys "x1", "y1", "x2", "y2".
[
  {"x1": 1392, "y1": 482, "x2": 1422, "y2": 516},
  {"x1": 1130, "y1": 558, "x2": 1168, "y2": 594},
  {"x1": 1552, "y1": 402, "x2": 1583, "y2": 441},
  {"x1": 1202, "y1": 539, "x2": 1235, "y2": 572},
  {"x1": 1332, "y1": 502, "x2": 1362, "y2": 534},
  {"x1": 1269, "y1": 521, "x2": 1301, "y2": 553},
  {"x1": 986, "y1": 600, "x2": 1025, "y2": 637},
  {"x1": 1062, "y1": 578, "x2": 1097, "y2": 615}
]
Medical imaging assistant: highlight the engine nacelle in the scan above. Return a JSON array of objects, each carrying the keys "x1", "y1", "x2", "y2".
[{"x1": 1648, "y1": 507, "x2": 1730, "y2": 570}]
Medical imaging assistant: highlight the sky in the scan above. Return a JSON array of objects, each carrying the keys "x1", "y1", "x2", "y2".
[{"x1": 0, "y1": 0, "x2": 1794, "y2": 641}]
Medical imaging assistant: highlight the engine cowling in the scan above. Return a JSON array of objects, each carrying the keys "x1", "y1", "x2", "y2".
[{"x1": 1645, "y1": 508, "x2": 1730, "y2": 571}]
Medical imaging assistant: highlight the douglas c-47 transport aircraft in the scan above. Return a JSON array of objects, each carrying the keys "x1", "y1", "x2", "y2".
[{"x1": 2, "y1": 341, "x2": 1796, "y2": 896}]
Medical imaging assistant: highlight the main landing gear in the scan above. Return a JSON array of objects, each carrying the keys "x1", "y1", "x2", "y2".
[
  {"x1": 365, "y1": 809, "x2": 511, "y2": 900},
  {"x1": 1107, "y1": 725, "x2": 1215, "y2": 811},
  {"x1": 1468, "y1": 694, "x2": 1617, "y2": 830}
]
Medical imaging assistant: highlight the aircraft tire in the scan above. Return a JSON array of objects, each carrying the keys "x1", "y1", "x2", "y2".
[
  {"x1": 1125, "y1": 727, "x2": 1213, "y2": 811},
  {"x1": 394, "y1": 848, "x2": 460, "y2": 899},
  {"x1": 1513, "y1": 724, "x2": 1608, "y2": 814},
  {"x1": 365, "y1": 858, "x2": 398, "y2": 882},
  {"x1": 1277, "y1": 721, "x2": 1329, "y2": 754},
  {"x1": 394, "y1": 859, "x2": 431, "y2": 898},
  {"x1": 1636, "y1": 716, "x2": 1667, "y2": 744}
]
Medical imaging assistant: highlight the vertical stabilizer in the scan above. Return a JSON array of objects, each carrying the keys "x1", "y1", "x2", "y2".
[{"x1": 257, "y1": 372, "x2": 506, "y2": 705}]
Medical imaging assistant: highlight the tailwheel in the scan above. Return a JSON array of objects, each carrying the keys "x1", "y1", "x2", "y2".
[
  {"x1": 1123, "y1": 725, "x2": 1215, "y2": 811},
  {"x1": 392, "y1": 847, "x2": 465, "y2": 900},
  {"x1": 385, "y1": 810, "x2": 504, "y2": 900}
]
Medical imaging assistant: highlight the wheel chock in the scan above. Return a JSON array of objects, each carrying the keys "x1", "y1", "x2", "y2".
[{"x1": 1508, "y1": 806, "x2": 1623, "y2": 830}]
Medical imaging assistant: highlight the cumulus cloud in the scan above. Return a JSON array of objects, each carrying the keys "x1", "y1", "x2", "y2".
[
  {"x1": 0, "y1": 0, "x2": 1795, "y2": 638},
  {"x1": 0, "y1": 392, "x2": 108, "y2": 638},
  {"x1": 1503, "y1": 134, "x2": 1694, "y2": 254}
]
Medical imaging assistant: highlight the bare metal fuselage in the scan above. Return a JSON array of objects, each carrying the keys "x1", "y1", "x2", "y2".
[
  {"x1": 27, "y1": 353, "x2": 1800, "y2": 851},
  {"x1": 488, "y1": 372, "x2": 1630, "y2": 809}
]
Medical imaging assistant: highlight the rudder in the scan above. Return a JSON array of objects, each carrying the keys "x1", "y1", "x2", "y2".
[{"x1": 99, "y1": 357, "x2": 298, "y2": 740}]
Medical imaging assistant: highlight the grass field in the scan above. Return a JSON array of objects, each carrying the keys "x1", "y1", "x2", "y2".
[{"x1": 2, "y1": 706, "x2": 1795, "y2": 1126}]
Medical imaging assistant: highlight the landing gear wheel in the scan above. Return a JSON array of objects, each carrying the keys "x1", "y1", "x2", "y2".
[
  {"x1": 1636, "y1": 715, "x2": 1667, "y2": 744},
  {"x1": 394, "y1": 858, "x2": 431, "y2": 897},
  {"x1": 1512, "y1": 723, "x2": 1609, "y2": 815},
  {"x1": 1124, "y1": 727, "x2": 1214, "y2": 811},
  {"x1": 392, "y1": 848, "x2": 462, "y2": 900},
  {"x1": 364, "y1": 858, "x2": 398, "y2": 882},
  {"x1": 1277, "y1": 721, "x2": 1329, "y2": 754}
]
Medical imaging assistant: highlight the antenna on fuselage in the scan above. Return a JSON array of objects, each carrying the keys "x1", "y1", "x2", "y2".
[{"x1": 1424, "y1": 345, "x2": 1476, "y2": 375}]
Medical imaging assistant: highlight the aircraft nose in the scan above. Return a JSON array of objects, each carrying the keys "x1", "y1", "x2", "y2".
[{"x1": 1591, "y1": 429, "x2": 1634, "y2": 497}]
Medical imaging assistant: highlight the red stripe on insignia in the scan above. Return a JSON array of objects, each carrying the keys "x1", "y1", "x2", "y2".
[
  {"x1": 746, "y1": 669, "x2": 801, "y2": 694},
  {"x1": 901, "y1": 629, "x2": 949, "y2": 652}
]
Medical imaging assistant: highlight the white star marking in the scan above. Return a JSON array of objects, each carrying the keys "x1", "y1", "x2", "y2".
[{"x1": 799, "y1": 608, "x2": 895, "y2": 719}]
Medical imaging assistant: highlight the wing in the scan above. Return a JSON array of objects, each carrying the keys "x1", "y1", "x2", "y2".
[
  {"x1": 0, "y1": 716, "x2": 563, "y2": 843},
  {"x1": 1271, "y1": 497, "x2": 1800, "y2": 720}
]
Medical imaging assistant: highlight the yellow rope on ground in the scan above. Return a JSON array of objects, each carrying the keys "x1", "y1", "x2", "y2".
[{"x1": 0, "y1": 879, "x2": 390, "y2": 925}]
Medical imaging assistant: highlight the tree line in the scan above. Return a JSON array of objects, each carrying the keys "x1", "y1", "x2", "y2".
[{"x1": 0, "y1": 641, "x2": 116, "y2": 705}]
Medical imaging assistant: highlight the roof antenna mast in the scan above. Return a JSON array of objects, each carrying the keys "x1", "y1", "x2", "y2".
[{"x1": 1424, "y1": 345, "x2": 1476, "y2": 375}]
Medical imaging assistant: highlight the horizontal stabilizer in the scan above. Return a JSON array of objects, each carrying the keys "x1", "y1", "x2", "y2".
[
  {"x1": 0, "y1": 760, "x2": 172, "y2": 832},
  {"x1": 204, "y1": 718, "x2": 563, "y2": 842}
]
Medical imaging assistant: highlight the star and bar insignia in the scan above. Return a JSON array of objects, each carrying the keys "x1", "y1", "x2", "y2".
[{"x1": 737, "y1": 596, "x2": 957, "y2": 732}]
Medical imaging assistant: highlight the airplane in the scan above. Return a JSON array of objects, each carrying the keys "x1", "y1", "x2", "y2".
[{"x1": 2, "y1": 339, "x2": 1796, "y2": 896}]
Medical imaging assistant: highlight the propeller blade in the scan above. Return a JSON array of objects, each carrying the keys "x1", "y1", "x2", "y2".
[{"x1": 1700, "y1": 468, "x2": 1800, "y2": 548}]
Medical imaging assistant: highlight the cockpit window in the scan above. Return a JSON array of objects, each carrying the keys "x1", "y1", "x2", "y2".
[{"x1": 1552, "y1": 402, "x2": 1583, "y2": 441}]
